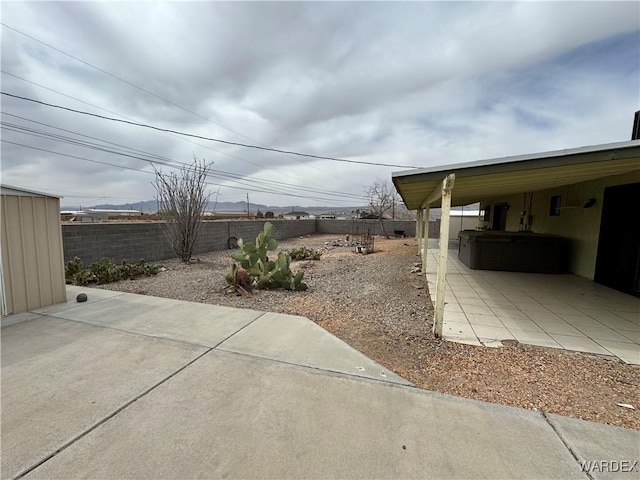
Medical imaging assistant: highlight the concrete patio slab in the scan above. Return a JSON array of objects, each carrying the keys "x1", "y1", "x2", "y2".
[
  {"x1": 426, "y1": 243, "x2": 640, "y2": 364},
  {"x1": 546, "y1": 413, "x2": 640, "y2": 480},
  {"x1": 1, "y1": 316, "x2": 206, "y2": 480},
  {"x1": 25, "y1": 350, "x2": 586, "y2": 480},
  {"x1": 218, "y1": 311, "x2": 410, "y2": 385},
  {"x1": 0, "y1": 311, "x2": 42, "y2": 328},
  {"x1": 32, "y1": 286, "x2": 126, "y2": 315},
  {"x1": 4, "y1": 286, "x2": 638, "y2": 480},
  {"x1": 37, "y1": 290, "x2": 264, "y2": 347}
]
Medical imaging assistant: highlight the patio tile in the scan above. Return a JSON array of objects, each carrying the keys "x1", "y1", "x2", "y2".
[
  {"x1": 483, "y1": 298, "x2": 516, "y2": 307},
  {"x1": 444, "y1": 302, "x2": 463, "y2": 313},
  {"x1": 573, "y1": 326, "x2": 635, "y2": 343},
  {"x1": 443, "y1": 321, "x2": 475, "y2": 337},
  {"x1": 490, "y1": 306, "x2": 529, "y2": 320},
  {"x1": 601, "y1": 319, "x2": 640, "y2": 333},
  {"x1": 548, "y1": 334, "x2": 612, "y2": 356},
  {"x1": 472, "y1": 324, "x2": 515, "y2": 342},
  {"x1": 534, "y1": 322, "x2": 584, "y2": 337},
  {"x1": 501, "y1": 295, "x2": 535, "y2": 303},
  {"x1": 461, "y1": 304, "x2": 494, "y2": 316},
  {"x1": 619, "y1": 330, "x2": 640, "y2": 344},
  {"x1": 508, "y1": 329, "x2": 562, "y2": 349},
  {"x1": 511, "y1": 302, "x2": 551, "y2": 313},
  {"x1": 525, "y1": 311, "x2": 563, "y2": 323},
  {"x1": 446, "y1": 336, "x2": 483, "y2": 346},
  {"x1": 557, "y1": 313, "x2": 607, "y2": 328},
  {"x1": 545, "y1": 303, "x2": 584, "y2": 315},
  {"x1": 444, "y1": 311, "x2": 469, "y2": 323},
  {"x1": 465, "y1": 314, "x2": 504, "y2": 327},
  {"x1": 498, "y1": 317, "x2": 543, "y2": 332},
  {"x1": 594, "y1": 340, "x2": 640, "y2": 365},
  {"x1": 574, "y1": 308, "x2": 627, "y2": 323},
  {"x1": 613, "y1": 310, "x2": 640, "y2": 323},
  {"x1": 454, "y1": 296, "x2": 486, "y2": 306}
]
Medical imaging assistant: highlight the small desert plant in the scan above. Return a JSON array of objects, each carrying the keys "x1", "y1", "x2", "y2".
[
  {"x1": 289, "y1": 246, "x2": 322, "y2": 261},
  {"x1": 226, "y1": 222, "x2": 307, "y2": 292},
  {"x1": 65, "y1": 257, "x2": 85, "y2": 284},
  {"x1": 65, "y1": 257, "x2": 159, "y2": 286}
]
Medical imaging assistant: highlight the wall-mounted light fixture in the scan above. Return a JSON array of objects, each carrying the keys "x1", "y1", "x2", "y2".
[{"x1": 583, "y1": 198, "x2": 597, "y2": 209}]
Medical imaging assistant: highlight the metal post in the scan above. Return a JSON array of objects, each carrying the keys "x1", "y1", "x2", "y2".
[
  {"x1": 422, "y1": 205, "x2": 429, "y2": 274},
  {"x1": 416, "y1": 209, "x2": 423, "y2": 254},
  {"x1": 433, "y1": 174, "x2": 455, "y2": 337}
]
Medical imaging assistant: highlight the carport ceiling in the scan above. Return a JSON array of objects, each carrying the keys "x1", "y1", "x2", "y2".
[{"x1": 392, "y1": 140, "x2": 640, "y2": 209}]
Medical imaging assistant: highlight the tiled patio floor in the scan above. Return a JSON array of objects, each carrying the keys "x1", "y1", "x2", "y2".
[{"x1": 424, "y1": 241, "x2": 640, "y2": 365}]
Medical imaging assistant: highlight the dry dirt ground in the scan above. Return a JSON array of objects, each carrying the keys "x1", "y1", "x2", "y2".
[{"x1": 97, "y1": 234, "x2": 640, "y2": 430}]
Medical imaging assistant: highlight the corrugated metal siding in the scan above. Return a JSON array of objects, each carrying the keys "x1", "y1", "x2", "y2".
[{"x1": 1, "y1": 194, "x2": 66, "y2": 315}]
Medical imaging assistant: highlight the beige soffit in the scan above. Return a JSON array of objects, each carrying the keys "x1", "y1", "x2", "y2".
[{"x1": 392, "y1": 140, "x2": 640, "y2": 209}]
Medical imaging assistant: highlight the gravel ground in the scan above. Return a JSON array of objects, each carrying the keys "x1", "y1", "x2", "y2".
[{"x1": 97, "y1": 234, "x2": 640, "y2": 430}]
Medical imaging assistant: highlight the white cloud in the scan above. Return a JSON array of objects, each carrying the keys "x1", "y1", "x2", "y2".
[{"x1": 1, "y1": 1, "x2": 638, "y2": 207}]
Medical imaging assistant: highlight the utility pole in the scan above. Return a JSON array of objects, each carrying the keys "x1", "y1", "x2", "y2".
[{"x1": 246, "y1": 193, "x2": 250, "y2": 219}]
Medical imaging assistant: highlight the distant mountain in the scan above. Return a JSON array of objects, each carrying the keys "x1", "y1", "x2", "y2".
[{"x1": 61, "y1": 199, "x2": 368, "y2": 215}]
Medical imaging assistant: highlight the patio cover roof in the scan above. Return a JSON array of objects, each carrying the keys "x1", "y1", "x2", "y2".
[{"x1": 392, "y1": 140, "x2": 640, "y2": 209}]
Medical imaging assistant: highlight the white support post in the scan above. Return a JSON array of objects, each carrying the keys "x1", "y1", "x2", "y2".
[
  {"x1": 422, "y1": 205, "x2": 429, "y2": 274},
  {"x1": 433, "y1": 174, "x2": 455, "y2": 337},
  {"x1": 416, "y1": 209, "x2": 423, "y2": 255}
]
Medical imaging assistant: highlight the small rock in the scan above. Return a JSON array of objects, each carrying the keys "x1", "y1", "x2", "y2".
[{"x1": 76, "y1": 293, "x2": 88, "y2": 303}]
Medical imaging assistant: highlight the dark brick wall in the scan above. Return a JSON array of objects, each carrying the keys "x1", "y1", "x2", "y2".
[
  {"x1": 62, "y1": 220, "x2": 315, "y2": 265},
  {"x1": 61, "y1": 218, "x2": 439, "y2": 265},
  {"x1": 315, "y1": 219, "x2": 417, "y2": 236}
]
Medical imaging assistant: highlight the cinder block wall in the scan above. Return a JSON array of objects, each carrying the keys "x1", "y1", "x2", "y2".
[
  {"x1": 61, "y1": 218, "x2": 439, "y2": 265},
  {"x1": 62, "y1": 220, "x2": 316, "y2": 265},
  {"x1": 315, "y1": 219, "x2": 418, "y2": 236}
]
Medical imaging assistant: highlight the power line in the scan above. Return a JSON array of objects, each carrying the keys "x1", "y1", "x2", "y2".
[
  {"x1": 1, "y1": 91, "x2": 420, "y2": 169},
  {"x1": 1, "y1": 113, "x2": 367, "y2": 200},
  {"x1": 0, "y1": 22, "x2": 270, "y2": 147},
  {"x1": 2, "y1": 70, "x2": 362, "y2": 190},
  {"x1": 1, "y1": 26, "x2": 371, "y2": 188},
  {"x1": 1, "y1": 139, "x2": 362, "y2": 205}
]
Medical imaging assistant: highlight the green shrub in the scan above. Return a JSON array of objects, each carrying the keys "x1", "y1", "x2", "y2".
[
  {"x1": 65, "y1": 257, "x2": 159, "y2": 286},
  {"x1": 65, "y1": 257, "x2": 85, "y2": 284},
  {"x1": 289, "y1": 246, "x2": 322, "y2": 261}
]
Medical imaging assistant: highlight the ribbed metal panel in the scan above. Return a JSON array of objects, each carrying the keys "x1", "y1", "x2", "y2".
[{"x1": 1, "y1": 193, "x2": 66, "y2": 315}]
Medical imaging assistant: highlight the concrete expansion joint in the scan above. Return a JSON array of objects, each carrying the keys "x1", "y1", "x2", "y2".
[
  {"x1": 11, "y1": 347, "x2": 214, "y2": 480},
  {"x1": 211, "y1": 312, "x2": 268, "y2": 349},
  {"x1": 43, "y1": 314, "x2": 214, "y2": 349},
  {"x1": 213, "y1": 348, "x2": 416, "y2": 388},
  {"x1": 541, "y1": 411, "x2": 594, "y2": 480}
]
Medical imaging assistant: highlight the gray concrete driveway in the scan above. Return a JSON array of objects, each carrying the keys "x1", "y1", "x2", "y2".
[{"x1": 2, "y1": 286, "x2": 638, "y2": 479}]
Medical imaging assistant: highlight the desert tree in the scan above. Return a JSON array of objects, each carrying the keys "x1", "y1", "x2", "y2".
[
  {"x1": 153, "y1": 157, "x2": 213, "y2": 262},
  {"x1": 365, "y1": 178, "x2": 403, "y2": 238}
]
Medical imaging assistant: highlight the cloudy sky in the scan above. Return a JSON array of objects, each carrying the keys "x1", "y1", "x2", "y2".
[{"x1": 1, "y1": 2, "x2": 638, "y2": 209}]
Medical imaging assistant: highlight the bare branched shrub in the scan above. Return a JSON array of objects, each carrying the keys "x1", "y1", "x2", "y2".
[
  {"x1": 365, "y1": 178, "x2": 400, "y2": 238},
  {"x1": 153, "y1": 157, "x2": 212, "y2": 262}
]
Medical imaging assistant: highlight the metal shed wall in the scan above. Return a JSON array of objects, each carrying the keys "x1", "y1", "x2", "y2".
[{"x1": 1, "y1": 192, "x2": 67, "y2": 315}]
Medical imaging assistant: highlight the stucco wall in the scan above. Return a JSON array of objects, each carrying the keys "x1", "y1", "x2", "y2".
[
  {"x1": 448, "y1": 215, "x2": 480, "y2": 239},
  {"x1": 478, "y1": 170, "x2": 640, "y2": 279}
]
